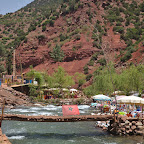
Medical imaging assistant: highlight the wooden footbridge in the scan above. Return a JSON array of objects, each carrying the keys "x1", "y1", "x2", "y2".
[
  {"x1": 0, "y1": 98, "x2": 114, "y2": 124},
  {"x1": 0, "y1": 114, "x2": 113, "y2": 122}
]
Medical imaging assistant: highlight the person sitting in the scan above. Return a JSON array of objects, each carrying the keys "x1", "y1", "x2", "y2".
[
  {"x1": 126, "y1": 112, "x2": 132, "y2": 117},
  {"x1": 113, "y1": 109, "x2": 119, "y2": 114}
]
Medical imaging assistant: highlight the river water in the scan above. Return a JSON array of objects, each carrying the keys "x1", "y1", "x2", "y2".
[{"x1": 1, "y1": 105, "x2": 144, "y2": 144}]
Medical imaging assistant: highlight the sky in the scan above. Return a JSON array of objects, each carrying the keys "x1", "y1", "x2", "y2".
[{"x1": 0, "y1": 0, "x2": 34, "y2": 15}]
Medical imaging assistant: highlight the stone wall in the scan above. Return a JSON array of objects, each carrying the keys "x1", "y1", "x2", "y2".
[{"x1": 108, "y1": 116, "x2": 144, "y2": 136}]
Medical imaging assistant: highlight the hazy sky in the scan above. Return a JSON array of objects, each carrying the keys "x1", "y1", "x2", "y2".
[{"x1": 0, "y1": 0, "x2": 34, "y2": 15}]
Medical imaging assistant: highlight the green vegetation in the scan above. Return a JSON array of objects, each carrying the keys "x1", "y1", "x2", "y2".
[
  {"x1": 6, "y1": 51, "x2": 13, "y2": 75},
  {"x1": 52, "y1": 66, "x2": 75, "y2": 88},
  {"x1": 84, "y1": 64, "x2": 144, "y2": 96},
  {"x1": 74, "y1": 72, "x2": 86, "y2": 89},
  {"x1": 27, "y1": 66, "x2": 75, "y2": 97},
  {"x1": 50, "y1": 45, "x2": 65, "y2": 62}
]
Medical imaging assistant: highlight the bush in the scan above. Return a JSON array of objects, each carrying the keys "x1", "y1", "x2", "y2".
[
  {"x1": 88, "y1": 60, "x2": 94, "y2": 66},
  {"x1": 113, "y1": 26, "x2": 124, "y2": 34},
  {"x1": 120, "y1": 51, "x2": 132, "y2": 62},
  {"x1": 91, "y1": 53, "x2": 98, "y2": 61},
  {"x1": 42, "y1": 25, "x2": 46, "y2": 31},
  {"x1": 83, "y1": 65, "x2": 88, "y2": 74},
  {"x1": 59, "y1": 34, "x2": 68, "y2": 41},
  {"x1": 0, "y1": 65, "x2": 5, "y2": 73},
  {"x1": 93, "y1": 41, "x2": 101, "y2": 49},
  {"x1": 29, "y1": 84, "x2": 38, "y2": 97},
  {"x1": 97, "y1": 58, "x2": 106, "y2": 66},
  {"x1": 86, "y1": 74, "x2": 92, "y2": 81},
  {"x1": 28, "y1": 24, "x2": 36, "y2": 32},
  {"x1": 49, "y1": 20, "x2": 54, "y2": 27},
  {"x1": 74, "y1": 34, "x2": 81, "y2": 41},
  {"x1": 50, "y1": 45, "x2": 65, "y2": 62},
  {"x1": 37, "y1": 35, "x2": 45, "y2": 41}
]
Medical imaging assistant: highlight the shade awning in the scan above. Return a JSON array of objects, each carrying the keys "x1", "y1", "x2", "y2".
[
  {"x1": 117, "y1": 96, "x2": 144, "y2": 105},
  {"x1": 92, "y1": 94, "x2": 111, "y2": 101}
]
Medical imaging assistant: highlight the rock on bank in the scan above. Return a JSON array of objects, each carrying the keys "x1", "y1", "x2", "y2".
[
  {"x1": 0, "y1": 87, "x2": 32, "y2": 107},
  {"x1": 0, "y1": 128, "x2": 11, "y2": 144}
]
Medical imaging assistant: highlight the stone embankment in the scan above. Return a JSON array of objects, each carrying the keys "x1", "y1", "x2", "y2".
[
  {"x1": 0, "y1": 128, "x2": 11, "y2": 144},
  {"x1": 108, "y1": 116, "x2": 144, "y2": 136}
]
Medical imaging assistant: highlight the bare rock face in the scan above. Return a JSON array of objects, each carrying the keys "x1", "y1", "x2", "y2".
[{"x1": 0, "y1": 87, "x2": 32, "y2": 107}]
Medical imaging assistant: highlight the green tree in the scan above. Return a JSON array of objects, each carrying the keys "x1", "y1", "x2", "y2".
[
  {"x1": 0, "y1": 42, "x2": 5, "y2": 57},
  {"x1": 74, "y1": 72, "x2": 86, "y2": 89},
  {"x1": 34, "y1": 71, "x2": 44, "y2": 89},
  {"x1": 6, "y1": 51, "x2": 13, "y2": 75},
  {"x1": 0, "y1": 65, "x2": 5, "y2": 73},
  {"x1": 50, "y1": 45, "x2": 65, "y2": 62},
  {"x1": 52, "y1": 66, "x2": 75, "y2": 88},
  {"x1": 26, "y1": 65, "x2": 36, "y2": 83}
]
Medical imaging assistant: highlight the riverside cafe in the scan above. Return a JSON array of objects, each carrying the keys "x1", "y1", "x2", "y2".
[
  {"x1": 91, "y1": 94, "x2": 112, "y2": 113},
  {"x1": 116, "y1": 96, "x2": 144, "y2": 118}
]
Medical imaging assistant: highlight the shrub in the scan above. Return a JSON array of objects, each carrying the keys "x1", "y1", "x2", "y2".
[
  {"x1": 113, "y1": 26, "x2": 124, "y2": 34},
  {"x1": 97, "y1": 58, "x2": 106, "y2": 66},
  {"x1": 37, "y1": 35, "x2": 45, "y2": 41},
  {"x1": 0, "y1": 65, "x2": 5, "y2": 73},
  {"x1": 42, "y1": 25, "x2": 46, "y2": 32},
  {"x1": 91, "y1": 53, "x2": 98, "y2": 61},
  {"x1": 83, "y1": 65, "x2": 88, "y2": 74},
  {"x1": 59, "y1": 34, "x2": 68, "y2": 41},
  {"x1": 50, "y1": 45, "x2": 65, "y2": 62},
  {"x1": 93, "y1": 41, "x2": 101, "y2": 49},
  {"x1": 28, "y1": 24, "x2": 36, "y2": 32},
  {"x1": 74, "y1": 34, "x2": 81, "y2": 41},
  {"x1": 50, "y1": 16, "x2": 56, "y2": 20},
  {"x1": 88, "y1": 60, "x2": 94, "y2": 66},
  {"x1": 49, "y1": 20, "x2": 54, "y2": 27},
  {"x1": 120, "y1": 51, "x2": 132, "y2": 62},
  {"x1": 86, "y1": 74, "x2": 92, "y2": 81},
  {"x1": 126, "y1": 28, "x2": 140, "y2": 40}
]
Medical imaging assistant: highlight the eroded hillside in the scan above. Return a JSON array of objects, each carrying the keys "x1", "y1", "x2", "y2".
[{"x1": 0, "y1": 0, "x2": 144, "y2": 80}]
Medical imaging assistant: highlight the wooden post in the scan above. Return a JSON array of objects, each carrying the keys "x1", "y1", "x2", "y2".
[{"x1": 0, "y1": 99, "x2": 5, "y2": 127}]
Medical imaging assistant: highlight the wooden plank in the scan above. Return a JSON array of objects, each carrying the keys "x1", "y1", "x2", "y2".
[
  {"x1": 0, "y1": 99, "x2": 5, "y2": 127},
  {"x1": 1, "y1": 114, "x2": 113, "y2": 122}
]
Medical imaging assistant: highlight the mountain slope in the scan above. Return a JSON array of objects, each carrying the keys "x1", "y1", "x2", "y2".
[{"x1": 0, "y1": 0, "x2": 144, "y2": 81}]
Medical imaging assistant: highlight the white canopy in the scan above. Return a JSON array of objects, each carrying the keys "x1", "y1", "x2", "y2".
[
  {"x1": 92, "y1": 94, "x2": 111, "y2": 101},
  {"x1": 70, "y1": 88, "x2": 78, "y2": 92},
  {"x1": 117, "y1": 96, "x2": 144, "y2": 105}
]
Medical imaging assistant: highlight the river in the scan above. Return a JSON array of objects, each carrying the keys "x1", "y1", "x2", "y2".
[{"x1": 1, "y1": 105, "x2": 144, "y2": 144}]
